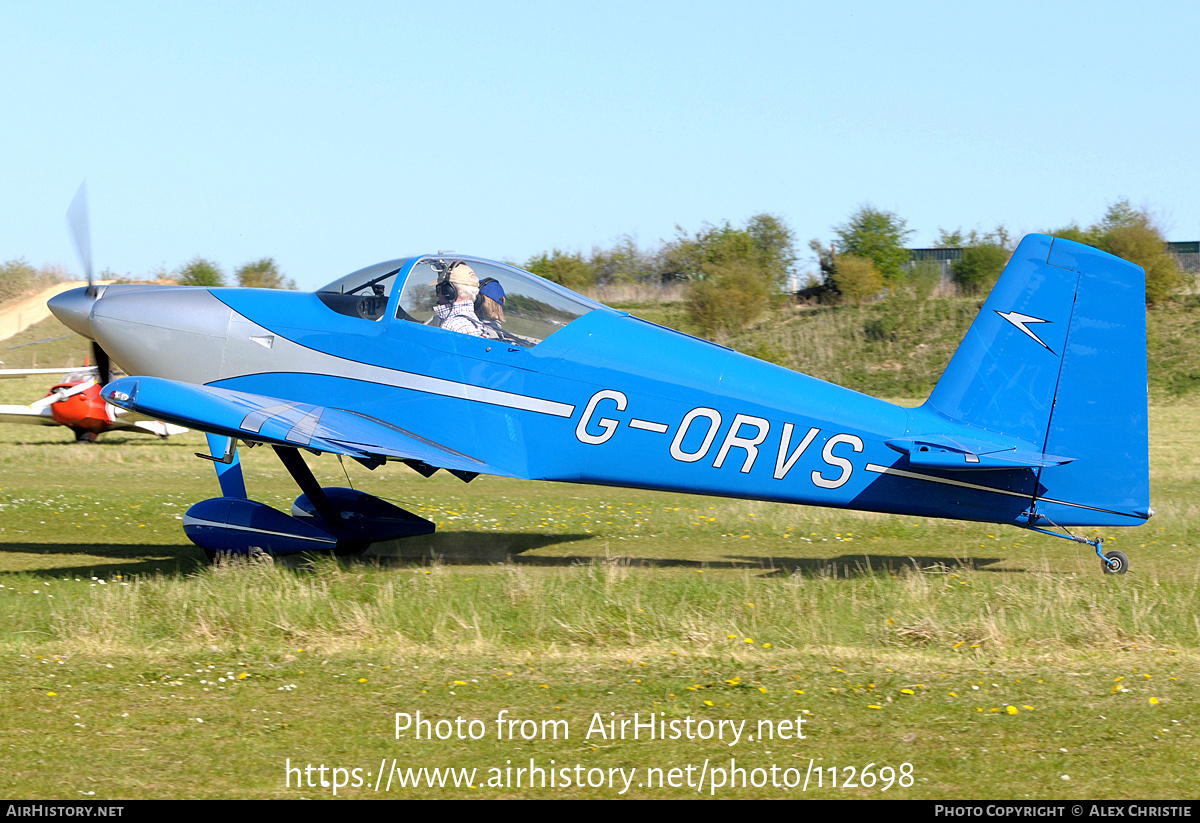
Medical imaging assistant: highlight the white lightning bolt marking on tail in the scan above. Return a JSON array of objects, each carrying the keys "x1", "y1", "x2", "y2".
[{"x1": 995, "y1": 310, "x2": 1055, "y2": 354}]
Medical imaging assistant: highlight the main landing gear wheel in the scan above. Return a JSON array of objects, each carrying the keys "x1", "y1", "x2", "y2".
[
  {"x1": 74, "y1": 430, "x2": 97, "y2": 443},
  {"x1": 333, "y1": 541, "x2": 370, "y2": 558},
  {"x1": 1102, "y1": 550, "x2": 1129, "y2": 575}
]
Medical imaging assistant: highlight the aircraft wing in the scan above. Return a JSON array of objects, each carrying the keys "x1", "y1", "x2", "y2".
[
  {"x1": 100, "y1": 375, "x2": 506, "y2": 477},
  {"x1": 0, "y1": 403, "x2": 59, "y2": 426},
  {"x1": 0, "y1": 367, "x2": 97, "y2": 380},
  {"x1": 103, "y1": 413, "x2": 189, "y2": 437}
]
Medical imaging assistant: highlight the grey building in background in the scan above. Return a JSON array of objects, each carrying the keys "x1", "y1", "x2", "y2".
[
  {"x1": 905, "y1": 242, "x2": 1199, "y2": 278},
  {"x1": 1167, "y1": 241, "x2": 1199, "y2": 273}
]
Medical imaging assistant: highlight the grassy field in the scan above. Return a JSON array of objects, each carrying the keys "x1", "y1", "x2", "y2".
[
  {"x1": 1, "y1": 301, "x2": 1198, "y2": 800},
  {"x1": 0, "y1": 362, "x2": 1196, "y2": 800}
]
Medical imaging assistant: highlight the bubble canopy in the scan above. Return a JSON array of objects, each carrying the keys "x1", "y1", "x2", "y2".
[{"x1": 317, "y1": 255, "x2": 604, "y2": 345}]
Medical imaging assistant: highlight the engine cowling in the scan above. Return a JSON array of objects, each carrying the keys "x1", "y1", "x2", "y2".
[{"x1": 48, "y1": 382, "x2": 111, "y2": 433}]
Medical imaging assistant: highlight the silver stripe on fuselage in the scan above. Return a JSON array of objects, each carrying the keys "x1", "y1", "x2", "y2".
[
  {"x1": 380, "y1": 367, "x2": 575, "y2": 417},
  {"x1": 219, "y1": 312, "x2": 576, "y2": 419},
  {"x1": 865, "y1": 463, "x2": 1134, "y2": 518}
]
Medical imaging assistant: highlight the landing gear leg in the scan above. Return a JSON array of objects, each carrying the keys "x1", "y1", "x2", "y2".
[
  {"x1": 273, "y1": 446, "x2": 340, "y2": 526},
  {"x1": 273, "y1": 446, "x2": 366, "y2": 557},
  {"x1": 1021, "y1": 512, "x2": 1129, "y2": 575}
]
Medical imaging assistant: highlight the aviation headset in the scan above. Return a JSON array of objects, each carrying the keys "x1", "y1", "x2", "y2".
[{"x1": 436, "y1": 262, "x2": 476, "y2": 303}]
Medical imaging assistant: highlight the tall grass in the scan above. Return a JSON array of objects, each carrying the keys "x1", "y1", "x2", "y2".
[{"x1": 5, "y1": 556, "x2": 1197, "y2": 657}]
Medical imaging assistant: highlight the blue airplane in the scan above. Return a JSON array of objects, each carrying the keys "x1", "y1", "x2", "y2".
[{"x1": 48, "y1": 234, "x2": 1150, "y2": 573}]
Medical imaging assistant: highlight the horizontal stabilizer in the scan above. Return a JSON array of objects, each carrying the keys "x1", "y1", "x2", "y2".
[{"x1": 886, "y1": 435, "x2": 1074, "y2": 471}]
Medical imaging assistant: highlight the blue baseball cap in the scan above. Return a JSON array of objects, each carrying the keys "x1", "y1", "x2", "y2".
[{"x1": 479, "y1": 279, "x2": 506, "y2": 305}]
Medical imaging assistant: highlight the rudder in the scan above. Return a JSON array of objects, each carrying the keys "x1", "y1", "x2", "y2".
[{"x1": 1035, "y1": 239, "x2": 1150, "y2": 526}]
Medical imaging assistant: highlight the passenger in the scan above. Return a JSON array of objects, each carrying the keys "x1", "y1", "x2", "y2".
[
  {"x1": 475, "y1": 277, "x2": 535, "y2": 347},
  {"x1": 475, "y1": 277, "x2": 507, "y2": 338},
  {"x1": 432, "y1": 263, "x2": 487, "y2": 337}
]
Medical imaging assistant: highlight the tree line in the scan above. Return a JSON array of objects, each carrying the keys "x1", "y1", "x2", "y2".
[
  {"x1": 523, "y1": 200, "x2": 1191, "y2": 337},
  {"x1": 174, "y1": 256, "x2": 295, "y2": 289},
  {"x1": 525, "y1": 215, "x2": 798, "y2": 338},
  {"x1": 1, "y1": 202, "x2": 1188, "y2": 335},
  {"x1": 812, "y1": 200, "x2": 1187, "y2": 308}
]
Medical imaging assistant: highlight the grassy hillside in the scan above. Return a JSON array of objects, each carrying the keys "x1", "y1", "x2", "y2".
[
  {"x1": 0, "y1": 316, "x2": 92, "y2": 370},
  {"x1": 618, "y1": 292, "x2": 1200, "y2": 404},
  {"x1": 1147, "y1": 296, "x2": 1200, "y2": 398}
]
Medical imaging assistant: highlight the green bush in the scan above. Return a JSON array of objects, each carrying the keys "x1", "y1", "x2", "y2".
[
  {"x1": 176, "y1": 257, "x2": 226, "y2": 287},
  {"x1": 831, "y1": 254, "x2": 883, "y2": 306},
  {"x1": 526, "y1": 250, "x2": 596, "y2": 290},
  {"x1": 236, "y1": 257, "x2": 294, "y2": 289},
  {"x1": 685, "y1": 259, "x2": 771, "y2": 338},
  {"x1": 0, "y1": 259, "x2": 65, "y2": 306},
  {"x1": 1105, "y1": 223, "x2": 1186, "y2": 307},
  {"x1": 951, "y1": 244, "x2": 1009, "y2": 295}
]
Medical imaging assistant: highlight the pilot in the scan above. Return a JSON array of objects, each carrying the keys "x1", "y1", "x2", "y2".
[{"x1": 433, "y1": 263, "x2": 488, "y2": 337}]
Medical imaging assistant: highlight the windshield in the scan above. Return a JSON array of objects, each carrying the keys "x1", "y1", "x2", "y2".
[
  {"x1": 396, "y1": 256, "x2": 601, "y2": 345},
  {"x1": 316, "y1": 258, "x2": 411, "y2": 321}
]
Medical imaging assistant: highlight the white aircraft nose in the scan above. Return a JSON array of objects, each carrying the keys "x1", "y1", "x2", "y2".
[{"x1": 47, "y1": 286, "x2": 96, "y2": 340}]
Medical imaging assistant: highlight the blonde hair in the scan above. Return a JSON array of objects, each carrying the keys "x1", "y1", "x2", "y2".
[{"x1": 476, "y1": 293, "x2": 504, "y2": 322}]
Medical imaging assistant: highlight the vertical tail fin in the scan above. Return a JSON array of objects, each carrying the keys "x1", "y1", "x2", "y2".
[{"x1": 924, "y1": 234, "x2": 1150, "y2": 526}]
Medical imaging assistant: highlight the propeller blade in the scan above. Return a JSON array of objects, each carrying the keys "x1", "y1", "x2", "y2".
[
  {"x1": 66, "y1": 182, "x2": 94, "y2": 293},
  {"x1": 91, "y1": 342, "x2": 111, "y2": 386},
  {"x1": 29, "y1": 380, "x2": 96, "y2": 412}
]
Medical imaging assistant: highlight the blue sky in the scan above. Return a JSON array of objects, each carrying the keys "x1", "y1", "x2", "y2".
[{"x1": 2, "y1": 1, "x2": 1196, "y2": 289}]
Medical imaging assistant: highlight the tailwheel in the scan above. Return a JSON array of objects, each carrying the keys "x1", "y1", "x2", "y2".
[{"x1": 1102, "y1": 550, "x2": 1129, "y2": 575}]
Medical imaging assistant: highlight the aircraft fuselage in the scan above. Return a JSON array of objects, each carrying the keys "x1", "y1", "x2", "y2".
[{"x1": 56, "y1": 277, "x2": 1142, "y2": 529}]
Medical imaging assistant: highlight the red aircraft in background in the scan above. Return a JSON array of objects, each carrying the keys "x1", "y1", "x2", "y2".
[{"x1": 0, "y1": 366, "x2": 186, "y2": 442}]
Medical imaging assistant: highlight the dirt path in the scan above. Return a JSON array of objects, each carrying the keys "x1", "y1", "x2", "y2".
[{"x1": 0, "y1": 282, "x2": 97, "y2": 342}]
